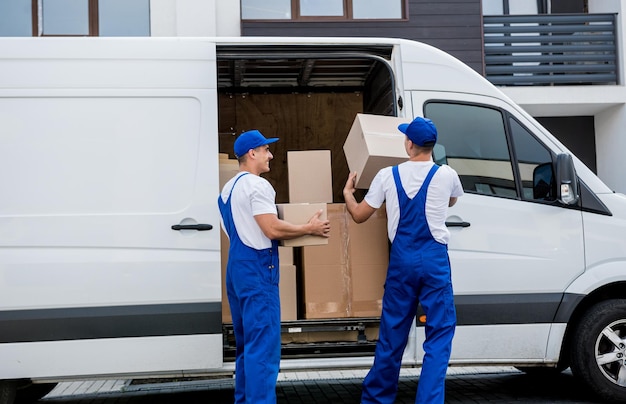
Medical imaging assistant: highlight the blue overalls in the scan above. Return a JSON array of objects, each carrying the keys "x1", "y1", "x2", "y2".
[
  {"x1": 218, "y1": 173, "x2": 281, "y2": 404},
  {"x1": 361, "y1": 164, "x2": 457, "y2": 404}
]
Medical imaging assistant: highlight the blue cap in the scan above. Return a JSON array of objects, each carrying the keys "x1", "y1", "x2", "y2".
[
  {"x1": 398, "y1": 117, "x2": 437, "y2": 147},
  {"x1": 234, "y1": 130, "x2": 279, "y2": 158}
]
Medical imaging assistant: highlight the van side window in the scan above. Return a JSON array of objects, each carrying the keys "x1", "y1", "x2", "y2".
[
  {"x1": 425, "y1": 102, "x2": 518, "y2": 198},
  {"x1": 509, "y1": 117, "x2": 556, "y2": 201}
]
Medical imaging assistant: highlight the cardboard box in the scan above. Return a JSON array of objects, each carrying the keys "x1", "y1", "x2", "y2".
[
  {"x1": 279, "y1": 246, "x2": 294, "y2": 265},
  {"x1": 343, "y1": 113, "x2": 411, "y2": 189},
  {"x1": 276, "y1": 203, "x2": 328, "y2": 247},
  {"x1": 348, "y1": 207, "x2": 388, "y2": 317},
  {"x1": 301, "y1": 204, "x2": 389, "y2": 319},
  {"x1": 220, "y1": 228, "x2": 232, "y2": 323},
  {"x1": 301, "y1": 204, "x2": 349, "y2": 319},
  {"x1": 287, "y1": 150, "x2": 333, "y2": 203},
  {"x1": 219, "y1": 158, "x2": 239, "y2": 188},
  {"x1": 280, "y1": 264, "x2": 297, "y2": 321}
]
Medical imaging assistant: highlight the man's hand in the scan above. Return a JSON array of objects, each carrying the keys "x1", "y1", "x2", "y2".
[
  {"x1": 343, "y1": 171, "x2": 358, "y2": 197},
  {"x1": 307, "y1": 209, "x2": 331, "y2": 237},
  {"x1": 343, "y1": 171, "x2": 376, "y2": 224}
]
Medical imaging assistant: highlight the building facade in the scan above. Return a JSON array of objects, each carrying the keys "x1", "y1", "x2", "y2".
[{"x1": 1, "y1": 0, "x2": 625, "y2": 193}]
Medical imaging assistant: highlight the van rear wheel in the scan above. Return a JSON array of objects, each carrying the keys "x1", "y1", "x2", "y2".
[
  {"x1": 570, "y1": 299, "x2": 626, "y2": 403},
  {"x1": 0, "y1": 380, "x2": 16, "y2": 404}
]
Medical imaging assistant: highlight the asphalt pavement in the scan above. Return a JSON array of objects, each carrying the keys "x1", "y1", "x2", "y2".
[{"x1": 39, "y1": 366, "x2": 605, "y2": 403}]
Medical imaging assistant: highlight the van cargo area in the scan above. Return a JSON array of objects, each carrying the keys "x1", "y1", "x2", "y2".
[{"x1": 215, "y1": 44, "x2": 397, "y2": 360}]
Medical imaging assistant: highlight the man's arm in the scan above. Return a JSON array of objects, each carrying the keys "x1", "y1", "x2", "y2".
[
  {"x1": 343, "y1": 172, "x2": 377, "y2": 224},
  {"x1": 255, "y1": 210, "x2": 330, "y2": 240}
]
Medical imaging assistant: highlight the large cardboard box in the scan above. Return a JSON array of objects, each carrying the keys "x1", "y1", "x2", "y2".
[
  {"x1": 348, "y1": 207, "x2": 388, "y2": 317},
  {"x1": 279, "y1": 246, "x2": 294, "y2": 265},
  {"x1": 279, "y1": 264, "x2": 298, "y2": 321},
  {"x1": 301, "y1": 204, "x2": 388, "y2": 319},
  {"x1": 220, "y1": 229, "x2": 232, "y2": 323},
  {"x1": 276, "y1": 203, "x2": 328, "y2": 247},
  {"x1": 343, "y1": 113, "x2": 411, "y2": 189},
  {"x1": 287, "y1": 150, "x2": 333, "y2": 203},
  {"x1": 219, "y1": 158, "x2": 239, "y2": 188},
  {"x1": 301, "y1": 204, "x2": 350, "y2": 319}
]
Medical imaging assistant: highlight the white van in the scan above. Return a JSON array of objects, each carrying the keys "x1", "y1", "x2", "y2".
[{"x1": 0, "y1": 37, "x2": 625, "y2": 404}]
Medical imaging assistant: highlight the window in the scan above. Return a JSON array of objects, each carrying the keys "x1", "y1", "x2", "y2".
[
  {"x1": 241, "y1": 0, "x2": 405, "y2": 20},
  {"x1": 425, "y1": 101, "x2": 557, "y2": 203},
  {"x1": 0, "y1": 0, "x2": 32, "y2": 36},
  {"x1": 99, "y1": 0, "x2": 150, "y2": 36},
  {"x1": 0, "y1": 0, "x2": 150, "y2": 37},
  {"x1": 425, "y1": 102, "x2": 518, "y2": 198},
  {"x1": 509, "y1": 117, "x2": 556, "y2": 201}
]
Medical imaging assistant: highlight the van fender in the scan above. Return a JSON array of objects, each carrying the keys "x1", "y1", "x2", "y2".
[{"x1": 564, "y1": 261, "x2": 626, "y2": 296}]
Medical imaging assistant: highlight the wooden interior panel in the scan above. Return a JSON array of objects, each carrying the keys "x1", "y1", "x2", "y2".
[{"x1": 218, "y1": 92, "x2": 363, "y2": 203}]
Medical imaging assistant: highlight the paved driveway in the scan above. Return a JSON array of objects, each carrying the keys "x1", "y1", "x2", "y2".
[{"x1": 40, "y1": 367, "x2": 604, "y2": 403}]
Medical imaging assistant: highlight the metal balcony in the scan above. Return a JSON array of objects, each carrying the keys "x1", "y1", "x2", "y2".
[{"x1": 483, "y1": 13, "x2": 618, "y2": 86}]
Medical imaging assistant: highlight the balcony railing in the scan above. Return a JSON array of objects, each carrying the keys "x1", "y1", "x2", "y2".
[{"x1": 483, "y1": 13, "x2": 618, "y2": 86}]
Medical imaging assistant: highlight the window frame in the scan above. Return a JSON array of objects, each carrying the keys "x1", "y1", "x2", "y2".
[
  {"x1": 28, "y1": 0, "x2": 150, "y2": 37},
  {"x1": 424, "y1": 99, "x2": 561, "y2": 205},
  {"x1": 31, "y1": 0, "x2": 99, "y2": 37},
  {"x1": 241, "y1": 0, "x2": 408, "y2": 22}
]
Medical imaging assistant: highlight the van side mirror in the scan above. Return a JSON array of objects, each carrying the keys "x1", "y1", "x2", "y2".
[
  {"x1": 532, "y1": 162, "x2": 554, "y2": 200},
  {"x1": 555, "y1": 153, "x2": 579, "y2": 205}
]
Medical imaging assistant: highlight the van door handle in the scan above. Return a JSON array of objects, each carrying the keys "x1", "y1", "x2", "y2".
[
  {"x1": 171, "y1": 224, "x2": 214, "y2": 231},
  {"x1": 445, "y1": 221, "x2": 470, "y2": 228}
]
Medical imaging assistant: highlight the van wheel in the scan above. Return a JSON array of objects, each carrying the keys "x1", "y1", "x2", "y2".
[
  {"x1": 0, "y1": 380, "x2": 16, "y2": 404},
  {"x1": 570, "y1": 299, "x2": 626, "y2": 403}
]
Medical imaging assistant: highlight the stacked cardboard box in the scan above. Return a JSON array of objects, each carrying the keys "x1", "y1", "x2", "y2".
[
  {"x1": 276, "y1": 203, "x2": 328, "y2": 247},
  {"x1": 287, "y1": 150, "x2": 333, "y2": 203},
  {"x1": 278, "y1": 247, "x2": 297, "y2": 321},
  {"x1": 301, "y1": 204, "x2": 388, "y2": 319}
]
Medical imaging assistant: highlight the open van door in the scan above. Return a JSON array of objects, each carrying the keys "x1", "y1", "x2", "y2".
[{"x1": 0, "y1": 38, "x2": 223, "y2": 381}]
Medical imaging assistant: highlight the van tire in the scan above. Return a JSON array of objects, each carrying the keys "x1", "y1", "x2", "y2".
[
  {"x1": 0, "y1": 380, "x2": 16, "y2": 404},
  {"x1": 570, "y1": 299, "x2": 626, "y2": 403}
]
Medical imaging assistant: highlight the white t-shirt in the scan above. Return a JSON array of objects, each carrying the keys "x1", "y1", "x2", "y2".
[
  {"x1": 364, "y1": 161, "x2": 464, "y2": 244},
  {"x1": 220, "y1": 171, "x2": 277, "y2": 250}
]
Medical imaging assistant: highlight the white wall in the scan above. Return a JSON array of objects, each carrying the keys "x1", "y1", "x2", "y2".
[
  {"x1": 150, "y1": 0, "x2": 240, "y2": 37},
  {"x1": 587, "y1": 0, "x2": 626, "y2": 193},
  {"x1": 595, "y1": 105, "x2": 626, "y2": 192}
]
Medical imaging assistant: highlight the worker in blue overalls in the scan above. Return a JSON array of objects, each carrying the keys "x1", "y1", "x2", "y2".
[
  {"x1": 218, "y1": 130, "x2": 330, "y2": 404},
  {"x1": 343, "y1": 117, "x2": 463, "y2": 404}
]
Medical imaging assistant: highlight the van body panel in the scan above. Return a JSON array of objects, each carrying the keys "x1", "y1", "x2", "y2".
[
  {"x1": 0, "y1": 37, "x2": 223, "y2": 377},
  {"x1": 447, "y1": 194, "x2": 585, "y2": 293},
  {"x1": 0, "y1": 38, "x2": 216, "y2": 89},
  {"x1": 560, "y1": 193, "x2": 626, "y2": 294},
  {"x1": 583, "y1": 193, "x2": 626, "y2": 268},
  {"x1": 397, "y1": 40, "x2": 504, "y2": 100},
  {"x1": 0, "y1": 335, "x2": 221, "y2": 379},
  {"x1": 446, "y1": 324, "x2": 551, "y2": 362}
]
